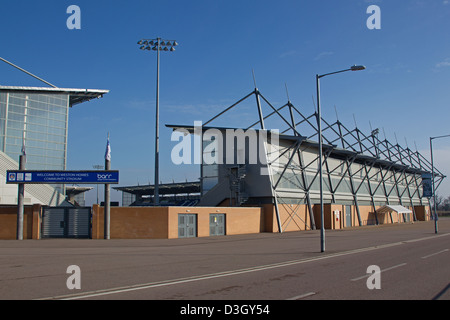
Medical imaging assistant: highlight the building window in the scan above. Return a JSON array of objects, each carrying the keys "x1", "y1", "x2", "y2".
[{"x1": 2, "y1": 92, "x2": 68, "y2": 170}]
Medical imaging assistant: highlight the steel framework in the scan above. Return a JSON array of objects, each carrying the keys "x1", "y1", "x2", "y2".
[{"x1": 200, "y1": 87, "x2": 445, "y2": 232}]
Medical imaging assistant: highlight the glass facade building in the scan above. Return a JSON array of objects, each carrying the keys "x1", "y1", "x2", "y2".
[
  {"x1": 0, "y1": 86, "x2": 108, "y2": 205},
  {"x1": 0, "y1": 91, "x2": 69, "y2": 170}
]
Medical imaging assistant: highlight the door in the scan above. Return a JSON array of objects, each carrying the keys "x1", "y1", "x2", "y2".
[
  {"x1": 345, "y1": 205, "x2": 352, "y2": 227},
  {"x1": 210, "y1": 214, "x2": 225, "y2": 236},
  {"x1": 178, "y1": 214, "x2": 197, "y2": 238}
]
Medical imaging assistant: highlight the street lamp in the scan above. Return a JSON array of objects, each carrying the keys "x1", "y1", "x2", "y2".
[
  {"x1": 316, "y1": 65, "x2": 366, "y2": 252},
  {"x1": 430, "y1": 134, "x2": 450, "y2": 234},
  {"x1": 137, "y1": 37, "x2": 178, "y2": 206}
]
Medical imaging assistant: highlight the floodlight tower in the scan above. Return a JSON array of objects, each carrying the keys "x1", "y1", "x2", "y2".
[{"x1": 137, "y1": 38, "x2": 178, "y2": 206}]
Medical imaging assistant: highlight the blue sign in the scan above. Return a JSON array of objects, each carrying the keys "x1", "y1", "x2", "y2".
[{"x1": 6, "y1": 170, "x2": 119, "y2": 184}]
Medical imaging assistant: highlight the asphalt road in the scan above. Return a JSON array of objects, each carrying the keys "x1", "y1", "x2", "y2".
[{"x1": 0, "y1": 218, "x2": 449, "y2": 303}]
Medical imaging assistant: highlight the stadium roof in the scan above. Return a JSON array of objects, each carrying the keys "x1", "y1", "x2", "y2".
[
  {"x1": 166, "y1": 124, "x2": 431, "y2": 176},
  {"x1": 114, "y1": 181, "x2": 201, "y2": 196},
  {"x1": 0, "y1": 85, "x2": 109, "y2": 106}
]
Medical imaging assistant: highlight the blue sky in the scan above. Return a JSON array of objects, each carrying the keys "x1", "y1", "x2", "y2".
[{"x1": 1, "y1": 0, "x2": 449, "y2": 204}]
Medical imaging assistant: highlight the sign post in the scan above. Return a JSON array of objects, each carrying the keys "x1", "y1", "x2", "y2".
[
  {"x1": 16, "y1": 154, "x2": 26, "y2": 240},
  {"x1": 7, "y1": 170, "x2": 119, "y2": 240},
  {"x1": 6, "y1": 170, "x2": 119, "y2": 184},
  {"x1": 421, "y1": 173, "x2": 432, "y2": 198},
  {"x1": 104, "y1": 135, "x2": 111, "y2": 240},
  {"x1": 7, "y1": 136, "x2": 117, "y2": 240}
]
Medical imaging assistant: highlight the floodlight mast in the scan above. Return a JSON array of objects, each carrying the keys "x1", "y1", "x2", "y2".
[{"x1": 137, "y1": 37, "x2": 178, "y2": 206}]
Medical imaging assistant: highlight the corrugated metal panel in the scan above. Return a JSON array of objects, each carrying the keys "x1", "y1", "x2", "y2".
[
  {"x1": 42, "y1": 208, "x2": 65, "y2": 238},
  {"x1": 67, "y1": 209, "x2": 91, "y2": 238}
]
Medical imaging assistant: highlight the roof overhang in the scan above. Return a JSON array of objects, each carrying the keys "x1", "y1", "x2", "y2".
[
  {"x1": 166, "y1": 124, "x2": 308, "y2": 144},
  {"x1": 376, "y1": 205, "x2": 412, "y2": 214},
  {"x1": 0, "y1": 86, "x2": 109, "y2": 106},
  {"x1": 65, "y1": 186, "x2": 94, "y2": 196},
  {"x1": 166, "y1": 124, "x2": 432, "y2": 176}
]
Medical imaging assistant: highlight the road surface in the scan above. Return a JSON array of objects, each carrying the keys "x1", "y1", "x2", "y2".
[{"x1": 0, "y1": 218, "x2": 448, "y2": 304}]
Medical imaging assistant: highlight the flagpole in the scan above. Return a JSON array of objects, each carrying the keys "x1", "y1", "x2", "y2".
[
  {"x1": 17, "y1": 146, "x2": 26, "y2": 240},
  {"x1": 104, "y1": 133, "x2": 111, "y2": 240}
]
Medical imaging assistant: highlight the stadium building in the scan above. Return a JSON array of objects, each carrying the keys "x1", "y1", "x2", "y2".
[
  {"x1": 162, "y1": 88, "x2": 442, "y2": 233},
  {"x1": 0, "y1": 58, "x2": 443, "y2": 238},
  {"x1": 113, "y1": 87, "x2": 443, "y2": 235}
]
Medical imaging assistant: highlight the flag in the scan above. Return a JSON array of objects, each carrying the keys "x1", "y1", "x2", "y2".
[{"x1": 105, "y1": 134, "x2": 111, "y2": 161}]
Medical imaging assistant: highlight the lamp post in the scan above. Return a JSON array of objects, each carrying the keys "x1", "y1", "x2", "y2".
[
  {"x1": 137, "y1": 37, "x2": 178, "y2": 206},
  {"x1": 430, "y1": 134, "x2": 450, "y2": 234},
  {"x1": 316, "y1": 65, "x2": 366, "y2": 252}
]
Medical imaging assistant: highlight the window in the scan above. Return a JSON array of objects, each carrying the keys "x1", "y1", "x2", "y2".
[{"x1": 2, "y1": 92, "x2": 69, "y2": 170}]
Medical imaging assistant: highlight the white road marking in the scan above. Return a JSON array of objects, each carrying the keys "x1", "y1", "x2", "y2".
[
  {"x1": 38, "y1": 232, "x2": 450, "y2": 300},
  {"x1": 286, "y1": 292, "x2": 316, "y2": 300},
  {"x1": 421, "y1": 249, "x2": 449, "y2": 259},
  {"x1": 350, "y1": 263, "x2": 407, "y2": 281}
]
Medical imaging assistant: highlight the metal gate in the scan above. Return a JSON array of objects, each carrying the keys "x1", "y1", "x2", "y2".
[
  {"x1": 42, "y1": 207, "x2": 91, "y2": 239},
  {"x1": 210, "y1": 214, "x2": 225, "y2": 236},
  {"x1": 178, "y1": 214, "x2": 197, "y2": 238}
]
